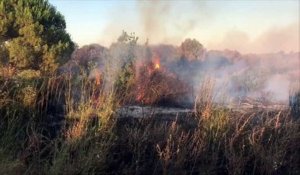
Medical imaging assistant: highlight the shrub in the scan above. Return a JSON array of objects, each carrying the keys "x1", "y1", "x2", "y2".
[{"x1": 289, "y1": 90, "x2": 300, "y2": 120}]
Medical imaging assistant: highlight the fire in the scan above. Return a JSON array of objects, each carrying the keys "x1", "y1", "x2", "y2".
[
  {"x1": 134, "y1": 52, "x2": 192, "y2": 106},
  {"x1": 94, "y1": 70, "x2": 101, "y2": 86},
  {"x1": 152, "y1": 54, "x2": 161, "y2": 70},
  {"x1": 154, "y1": 63, "x2": 160, "y2": 69}
]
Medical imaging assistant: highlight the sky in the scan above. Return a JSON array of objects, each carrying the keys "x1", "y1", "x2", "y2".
[{"x1": 49, "y1": 0, "x2": 299, "y2": 53}]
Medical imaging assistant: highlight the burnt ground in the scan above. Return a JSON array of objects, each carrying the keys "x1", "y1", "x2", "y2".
[{"x1": 116, "y1": 105, "x2": 194, "y2": 119}]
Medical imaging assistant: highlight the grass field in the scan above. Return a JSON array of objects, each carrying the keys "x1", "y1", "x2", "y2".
[{"x1": 0, "y1": 73, "x2": 299, "y2": 175}]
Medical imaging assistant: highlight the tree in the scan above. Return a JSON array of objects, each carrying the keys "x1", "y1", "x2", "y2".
[
  {"x1": 0, "y1": 0, "x2": 75, "y2": 74},
  {"x1": 180, "y1": 38, "x2": 205, "y2": 61},
  {"x1": 110, "y1": 31, "x2": 138, "y2": 103}
]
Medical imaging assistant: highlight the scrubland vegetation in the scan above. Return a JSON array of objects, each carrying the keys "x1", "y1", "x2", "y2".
[
  {"x1": 0, "y1": 71, "x2": 299, "y2": 175},
  {"x1": 1, "y1": 0, "x2": 300, "y2": 174}
]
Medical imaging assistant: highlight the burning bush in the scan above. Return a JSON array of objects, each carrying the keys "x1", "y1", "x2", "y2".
[{"x1": 136, "y1": 60, "x2": 192, "y2": 106}]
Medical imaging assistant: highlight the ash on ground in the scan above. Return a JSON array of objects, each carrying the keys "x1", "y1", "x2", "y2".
[{"x1": 116, "y1": 105, "x2": 194, "y2": 119}]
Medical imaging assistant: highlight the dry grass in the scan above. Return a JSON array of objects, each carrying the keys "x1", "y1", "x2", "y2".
[{"x1": 0, "y1": 71, "x2": 299, "y2": 174}]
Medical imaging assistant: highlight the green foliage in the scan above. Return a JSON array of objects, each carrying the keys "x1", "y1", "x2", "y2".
[
  {"x1": 115, "y1": 61, "x2": 135, "y2": 91},
  {"x1": 0, "y1": 0, "x2": 75, "y2": 74},
  {"x1": 0, "y1": 43, "x2": 8, "y2": 65},
  {"x1": 113, "y1": 31, "x2": 138, "y2": 101}
]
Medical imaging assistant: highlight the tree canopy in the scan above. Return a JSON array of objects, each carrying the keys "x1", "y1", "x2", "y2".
[
  {"x1": 180, "y1": 38, "x2": 205, "y2": 61},
  {"x1": 0, "y1": 0, "x2": 75, "y2": 74}
]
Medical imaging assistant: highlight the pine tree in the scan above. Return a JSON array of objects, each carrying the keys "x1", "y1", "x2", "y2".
[{"x1": 0, "y1": 0, "x2": 75, "y2": 74}]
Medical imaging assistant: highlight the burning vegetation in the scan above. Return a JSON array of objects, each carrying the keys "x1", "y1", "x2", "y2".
[
  {"x1": 0, "y1": 1, "x2": 299, "y2": 174},
  {"x1": 135, "y1": 57, "x2": 192, "y2": 106},
  {"x1": 65, "y1": 31, "x2": 299, "y2": 109}
]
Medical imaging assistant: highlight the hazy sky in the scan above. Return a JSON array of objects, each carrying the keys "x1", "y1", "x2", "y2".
[{"x1": 49, "y1": 0, "x2": 299, "y2": 53}]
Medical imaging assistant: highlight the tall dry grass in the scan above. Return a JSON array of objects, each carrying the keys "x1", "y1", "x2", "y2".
[{"x1": 0, "y1": 70, "x2": 299, "y2": 174}]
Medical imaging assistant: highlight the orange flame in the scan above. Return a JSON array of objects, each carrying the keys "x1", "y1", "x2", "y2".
[
  {"x1": 95, "y1": 71, "x2": 101, "y2": 86},
  {"x1": 154, "y1": 63, "x2": 160, "y2": 69},
  {"x1": 152, "y1": 54, "x2": 161, "y2": 70}
]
